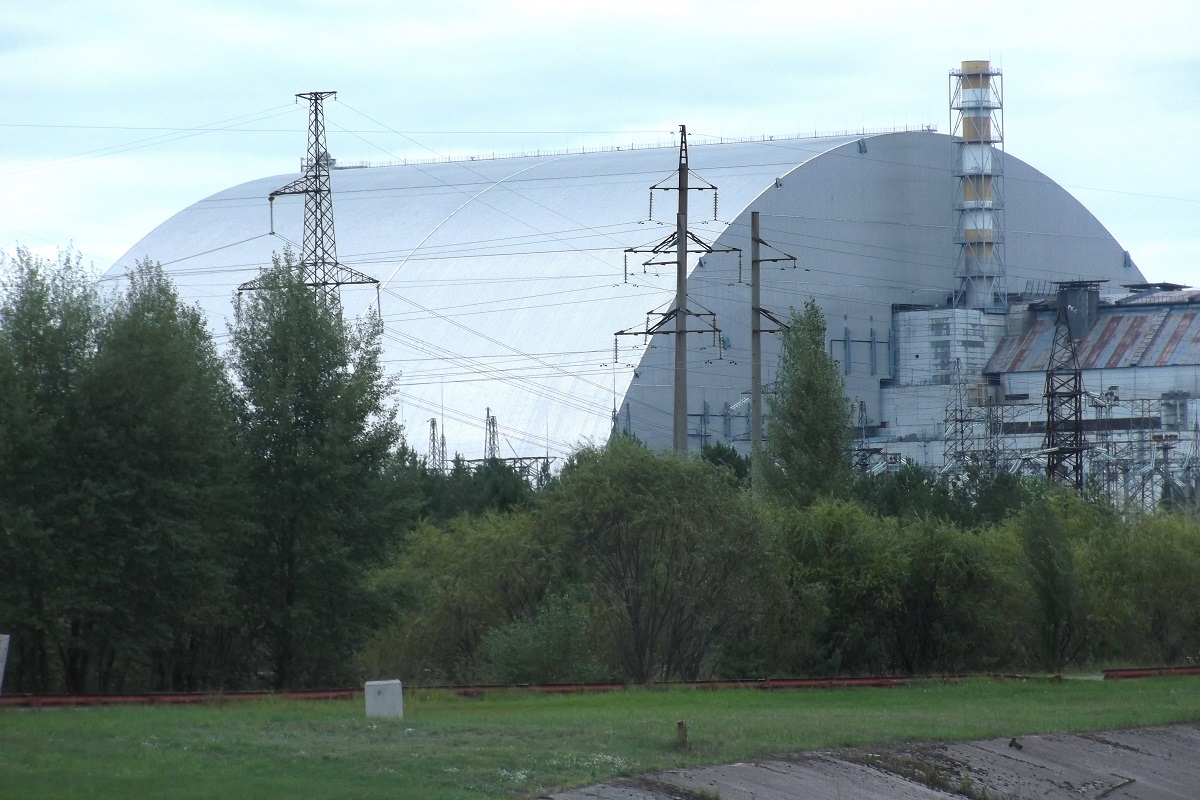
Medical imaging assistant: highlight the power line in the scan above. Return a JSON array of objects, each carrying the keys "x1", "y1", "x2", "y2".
[
  {"x1": 0, "y1": 106, "x2": 300, "y2": 178},
  {"x1": 331, "y1": 101, "x2": 642, "y2": 288},
  {"x1": 2, "y1": 123, "x2": 673, "y2": 135}
]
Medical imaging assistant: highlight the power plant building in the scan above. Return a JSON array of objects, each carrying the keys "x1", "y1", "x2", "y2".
[{"x1": 107, "y1": 62, "x2": 1196, "y2": 505}]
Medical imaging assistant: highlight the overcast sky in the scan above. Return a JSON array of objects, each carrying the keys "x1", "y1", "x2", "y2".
[{"x1": 3, "y1": 0, "x2": 1197, "y2": 286}]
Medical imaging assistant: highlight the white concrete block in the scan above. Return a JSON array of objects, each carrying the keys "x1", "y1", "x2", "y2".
[{"x1": 364, "y1": 679, "x2": 403, "y2": 718}]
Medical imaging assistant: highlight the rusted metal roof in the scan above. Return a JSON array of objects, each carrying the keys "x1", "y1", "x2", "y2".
[
  {"x1": 987, "y1": 307, "x2": 1200, "y2": 373},
  {"x1": 1116, "y1": 289, "x2": 1200, "y2": 306}
]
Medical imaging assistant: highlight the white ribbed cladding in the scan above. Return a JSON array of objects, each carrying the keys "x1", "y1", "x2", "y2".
[
  {"x1": 107, "y1": 134, "x2": 863, "y2": 460},
  {"x1": 108, "y1": 131, "x2": 1141, "y2": 460}
]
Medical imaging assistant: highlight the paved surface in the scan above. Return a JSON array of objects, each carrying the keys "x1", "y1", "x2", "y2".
[{"x1": 550, "y1": 724, "x2": 1200, "y2": 799}]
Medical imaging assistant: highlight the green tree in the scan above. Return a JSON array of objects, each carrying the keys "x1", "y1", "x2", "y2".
[
  {"x1": 1070, "y1": 509, "x2": 1200, "y2": 666},
  {"x1": 853, "y1": 461, "x2": 961, "y2": 520},
  {"x1": 767, "y1": 498, "x2": 1025, "y2": 676},
  {"x1": 424, "y1": 456, "x2": 534, "y2": 520},
  {"x1": 700, "y1": 441, "x2": 751, "y2": 485},
  {"x1": 853, "y1": 460, "x2": 1037, "y2": 526},
  {"x1": 475, "y1": 594, "x2": 609, "y2": 684},
  {"x1": 890, "y1": 517, "x2": 1009, "y2": 673},
  {"x1": 0, "y1": 247, "x2": 101, "y2": 693},
  {"x1": 1127, "y1": 513, "x2": 1200, "y2": 663},
  {"x1": 548, "y1": 438, "x2": 769, "y2": 682},
  {"x1": 766, "y1": 299, "x2": 852, "y2": 506},
  {"x1": 1016, "y1": 490, "x2": 1096, "y2": 671},
  {"x1": 72, "y1": 260, "x2": 244, "y2": 691},
  {"x1": 954, "y1": 461, "x2": 1039, "y2": 526},
  {"x1": 369, "y1": 511, "x2": 571, "y2": 683},
  {"x1": 774, "y1": 499, "x2": 906, "y2": 674},
  {"x1": 708, "y1": 497, "x2": 798, "y2": 678},
  {"x1": 229, "y1": 255, "x2": 403, "y2": 689}
]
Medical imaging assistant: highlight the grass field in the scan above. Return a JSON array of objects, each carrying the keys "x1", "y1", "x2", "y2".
[{"x1": 3, "y1": 677, "x2": 1200, "y2": 799}]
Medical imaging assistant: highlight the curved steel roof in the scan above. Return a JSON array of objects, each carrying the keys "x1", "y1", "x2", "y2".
[{"x1": 110, "y1": 131, "x2": 1140, "y2": 459}]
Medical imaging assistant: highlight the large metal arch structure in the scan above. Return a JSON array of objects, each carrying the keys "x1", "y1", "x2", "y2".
[{"x1": 108, "y1": 130, "x2": 1140, "y2": 460}]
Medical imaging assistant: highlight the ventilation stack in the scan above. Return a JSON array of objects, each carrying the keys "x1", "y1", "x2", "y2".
[{"x1": 950, "y1": 61, "x2": 1006, "y2": 309}]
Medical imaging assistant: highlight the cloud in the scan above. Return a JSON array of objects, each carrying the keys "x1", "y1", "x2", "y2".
[{"x1": 1, "y1": 0, "x2": 1196, "y2": 284}]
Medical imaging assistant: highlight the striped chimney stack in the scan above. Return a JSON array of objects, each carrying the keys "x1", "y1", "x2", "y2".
[{"x1": 951, "y1": 60, "x2": 1006, "y2": 309}]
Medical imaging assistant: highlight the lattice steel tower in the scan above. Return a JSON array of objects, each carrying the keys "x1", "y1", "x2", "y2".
[
  {"x1": 428, "y1": 418, "x2": 447, "y2": 474},
  {"x1": 484, "y1": 408, "x2": 499, "y2": 460},
  {"x1": 239, "y1": 91, "x2": 378, "y2": 304},
  {"x1": 1044, "y1": 284, "x2": 1091, "y2": 490},
  {"x1": 950, "y1": 61, "x2": 1006, "y2": 309},
  {"x1": 943, "y1": 358, "x2": 983, "y2": 473}
]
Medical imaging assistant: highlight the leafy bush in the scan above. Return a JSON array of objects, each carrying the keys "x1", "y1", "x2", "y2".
[
  {"x1": 475, "y1": 595, "x2": 609, "y2": 684},
  {"x1": 365, "y1": 512, "x2": 569, "y2": 684},
  {"x1": 548, "y1": 438, "x2": 772, "y2": 682}
]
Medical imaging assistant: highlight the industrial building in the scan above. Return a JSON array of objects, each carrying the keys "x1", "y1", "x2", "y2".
[{"x1": 107, "y1": 62, "x2": 1195, "y2": 506}]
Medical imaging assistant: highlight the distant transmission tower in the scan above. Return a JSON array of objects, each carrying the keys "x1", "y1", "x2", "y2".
[
  {"x1": 484, "y1": 408, "x2": 499, "y2": 460},
  {"x1": 428, "y1": 418, "x2": 446, "y2": 474},
  {"x1": 944, "y1": 359, "x2": 970, "y2": 472},
  {"x1": 1088, "y1": 388, "x2": 1119, "y2": 499},
  {"x1": 238, "y1": 91, "x2": 378, "y2": 306},
  {"x1": 943, "y1": 358, "x2": 989, "y2": 474},
  {"x1": 982, "y1": 393, "x2": 1013, "y2": 473}
]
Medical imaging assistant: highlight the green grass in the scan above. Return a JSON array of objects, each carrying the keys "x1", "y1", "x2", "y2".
[{"x1": 2, "y1": 677, "x2": 1200, "y2": 799}]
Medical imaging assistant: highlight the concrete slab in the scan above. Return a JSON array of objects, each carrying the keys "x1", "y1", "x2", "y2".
[
  {"x1": 552, "y1": 786, "x2": 674, "y2": 800},
  {"x1": 648, "y1": 755, "x2": 961, "y2": 799},
  {"x1": 924, "y1": 724, "x2": 1200, "y2": 799},
  {"x1": 548, "y1": 724, "x2": 1200, "y2": 800}
]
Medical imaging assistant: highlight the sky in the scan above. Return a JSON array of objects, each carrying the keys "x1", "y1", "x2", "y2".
[{"x1": 3, "y1": 0, "x2": 1198, "y2": 287}]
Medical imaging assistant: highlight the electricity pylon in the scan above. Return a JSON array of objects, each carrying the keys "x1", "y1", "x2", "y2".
[
  {"x1": 239, "y1": 91, "x2": 378, "y2": 306},
  {"x1": 618, "y1": 125, "x2": 737, "y2": 451}
]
